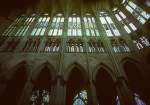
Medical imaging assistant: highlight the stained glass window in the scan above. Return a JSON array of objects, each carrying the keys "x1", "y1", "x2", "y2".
[
  {"x1": 114, "y1": 10, "x2": 137, "y2": 33},
  {"x1": 83, "y1": 14, "x2": 99, "y2": 36},
  {"x1": 48, "y1": 14, "x2": 64, "y2": 36},
  {"x1": 31, "y1": 16, "x2": 50, "y2": 36},
  {"x1": 73, "y1": 90, "x2": 88, "y2": 105},
  {"x1": 68, "y1": 15, "x2": 82, "y2": 36},
  {"x1": 125, "y1": 1, "x2": 150, "y2": 24},
  {"x1": 2, "y1": 16, "x2": 24, "y2": 36},
  {"x1": 99, "y1": 12, "x2": 120, "y2": 37},
  {"x1": 133, "y1": 36, "x2": 150, "y2": 50}
]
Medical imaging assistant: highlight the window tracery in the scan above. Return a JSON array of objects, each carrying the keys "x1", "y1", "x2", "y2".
[
  {"x1": 2, "y1": 37, "x2": 20, "y2": 52},
  {"x1": 99, "y1": 12, "x2": 120, "y2": 36},
  {"x1": 125, "y1": 1, "x2": 150, "y2": 24},
  {"x1": 88, "y1": 39, "x2": 104, "y2": 53},
  {"x1": 83, "y1": 14, "x2": 99, "y2": 36},
  {"x1": 68, "y1": 14, "x2": 82, "y2": 36},
  {"x1": 31, "y1": 15, "x2": 50, "y2": 36},
  {"x1": 2, "y1": 16, "x2": 24, "y2": 36},
  {"x1": 111, "y1": 39, "x2": 130, "y2": 53},
  {"x1": 114, "y1": 10, "x2": 137, "y2": 33},
  {"x1": 44, "y1": 38, "x2": 60, "y2": 52},
  {"x1": 23, "y1": 37, "x2": 41, "y2": 52},
  {"x1": 133, "y1": 36, "x2": 150, "y2": 50},
  {"x1": 67, "y1": 39, "x2": 84, "y2": 52},
  {"x1": 48, "y1": 14, "x2": 64, "y2": 36}
]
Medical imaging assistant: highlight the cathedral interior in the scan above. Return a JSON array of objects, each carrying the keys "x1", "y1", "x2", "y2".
[{"x1": 0, "y1": 0, "x2": 150, "y2": 105}]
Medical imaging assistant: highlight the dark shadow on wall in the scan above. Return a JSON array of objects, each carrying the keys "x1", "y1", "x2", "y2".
[
  {"x1": 123, "y1": 61, "x2": 150, "y2": 105},
  {"x1": 95, "y1": 68, "x2": 117, "y2": 105},
  {"x1": 0, "y1": 65, "x2": 27, "y2": 105},
  {"x1": 66, "y1": 67, "x2": 87, "y2": 105}
]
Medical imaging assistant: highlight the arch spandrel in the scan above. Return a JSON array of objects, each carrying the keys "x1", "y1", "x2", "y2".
[
  {"x1": 4, "y1": 61, "x2": 29, "y2": 80},
  {"x1": 92, "y1": 63, "x2": 117, "y2": 83},
  {"x1": 64, "y1": 62, "x2": 88, "y2": 82},
  {"x1": 31, "y1": 61, "x2": 56, "y2": 81}
]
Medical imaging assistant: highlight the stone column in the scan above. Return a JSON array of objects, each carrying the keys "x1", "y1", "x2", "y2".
[
  {"x1": 17, "y1": 77, "x2": 33, "y2": 105},
  {"x1": 54, "y1": 76, "x2": 66, "y2": 105},
  {"x1": 88, "y1": 81, "x2": 99, "y2": 105}
]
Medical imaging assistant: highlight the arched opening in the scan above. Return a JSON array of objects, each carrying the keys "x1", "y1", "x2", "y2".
[
  {"x1": 95, "y1": 68, "x2": 117, "y2": 105},
  {"x1": 123, "y1": 61, "x2": 148, "y2": 105},
  {"x1": 0, "y1": 65, "x2": 27, "y2": 105},
  {"x1": 30, "y1": 66, "x2": 52, "y2": 105},
  {"x1": 66, "y1": 67, "x2": 87, "y2": 105}
]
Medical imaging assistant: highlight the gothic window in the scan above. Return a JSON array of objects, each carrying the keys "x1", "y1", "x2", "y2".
[
  {"x1": 68, "y1": 14, "x2": 82, "y2": 36},
  {"x1": 23, "y1": 38, "x2": 40, "y2": 52},
  {"x1": 44, "y1": 38, "x2": 60, "y2": 52},
  {"x1": 125, "y1": 1, "x2": 150, "y2": 24},
  {"x1": 67, "y1": 39, "x2": 84, "y2": 52},
  {"x1": 115, "y1": 10, "x2": 136, "y2": 33},
  {"x1": 2, "y1": 16, "x2": 23, "y2": 36},
  {"x1": 99, "y1": 12, "x2": 120, "y2": 37},
  {"x1": 111, "y1": 39, "x2": 130, "y2": 53},
  {"x1": 48, "y1": 14, "x2": 64, "y2": 36},
  {"x1": 88, "y1": 40, "x2": 104, "y2": 53},
  {"x1": 3, "y1": 38, "x2": 20, "y2": 52},
  {"x1": 16, "y1": 16, "x2": 35, "y2": 36},
  {"x1": 114, "y1": 10, "x2": 137, "y2": 33},
  {"x1": 133, "y1": 36, "x2": 150, "y2": 50},
  {"x1": 73, "y1": 90, "x2": 88, "y2": 105},
  {"x1": 31, "y1": 15, "x2": 50, "y2": 36},
  {"x1": 83, "y1": 14, "x2": 99, "y2": 36},
  {"x1": 30, "y1": 89, "x2": 50, "y2": 105}
]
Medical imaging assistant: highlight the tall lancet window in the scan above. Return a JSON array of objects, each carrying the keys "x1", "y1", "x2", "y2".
[
  {"x1": 68, "y1": 14, "x2": 82, "y2": 36},
  {"x1": 2, "y1": 16, "x2": 22, "y2": 36},
  {"x1": 125, "y1": 1, "x2": 150, "y2": 24},
  {"x1": 3, "y1": 15, "x2": 35, "y2": 36},
  {"x1": 73, "y1": 90, "x2": 88, "y2": 105},
  {"x1": 115, "y1": 10, "x2": 137, "y2": 33},
  {"x1": 31, "y1": 14, "x2": 50, "y2": 36},
  {"x1": 16, "y1": 15, "x2": 35, "y2": 36},
  {"x1": 99, "y1": 12, "x2": 120, "y2": 37},
  {"x1": 48, "y1": 13, "x2": 64, "y2": 36},
  {"x1": 83, "y1": 14, "x2": 99, "y2": 36}
]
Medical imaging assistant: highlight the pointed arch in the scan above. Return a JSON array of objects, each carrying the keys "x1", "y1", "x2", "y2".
[
  {"x1": 93, "y1": 63, "x2": 116, "y2": 82},
  {"x1": 121, "y1": 57, "x2": 142, "y2": 67},
  {"x1": 95, "y1": 65, "x2": 117, "y2": 105},
  {"x1": 5, "y1": 60, "x2": 29, "y2": 80},
  {"x1": 0, "y1": 61, "x2": 28, "y2": 105},
  {"x1": 65, "y1": 62, "x2": 88, "y2": 105},
  {"x1": 31, "y1": 61, "x2": 56, "y2": 81},
  {"x1": 64, "y1": 62, "x2": 88, "y2": 81},
  {"x1": 121, "y1": 57, "x2": 149, "y2": 105}
]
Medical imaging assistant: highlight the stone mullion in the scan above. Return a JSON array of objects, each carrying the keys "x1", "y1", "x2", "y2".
[
  {"x1": 18, "y1": 75, "x2": 33, "y2": 105},
  {"x1": 95, "y1": 12, "x2": 136, "y2": 105},
  {"x1": 109, "y1": 11, "x2": 137, "y2": 52},
  {"x1": 120, "y1": 6, "x2": 141, "y2": 28},
  {"x1": 38, "y1": 14, "x2": 53, "y2": 52},
  {"x1": 120, "y1": 6, "x2": 150, "y2": 38},
  {"x1": 88, "y1": 81, "x2": 99, "y2": 105},
  {"x1": 54, "y1": 14, "x2": 68, "y2": 105},
  {"x1": 80, "y1": 9, "x2": 98, "y2": 105},
  {"x1": 14, "y1": 14, "x2": 39, "y2": 52}
]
